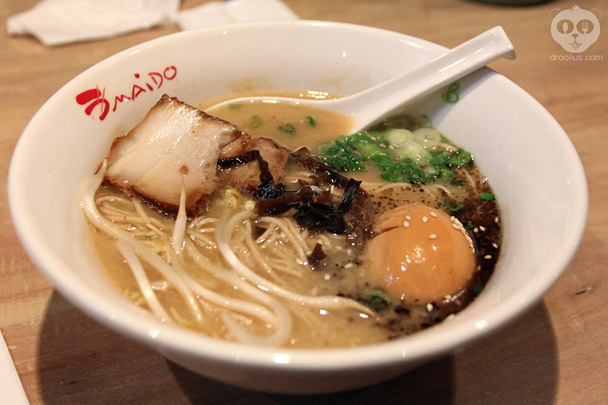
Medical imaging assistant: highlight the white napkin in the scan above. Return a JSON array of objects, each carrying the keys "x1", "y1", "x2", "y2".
[
  {"x1": 177, "y1": 0, "x2": 298, "y2": 31},
  {"x1": 6, "y1": 0, "x2": 180, "y2": 46},
  {"x1": 6, "y1": 0, "x2": 298, "y2": 47},
  {"x1": 0, "y1": 332, "x2": 28, "y2": 405}
]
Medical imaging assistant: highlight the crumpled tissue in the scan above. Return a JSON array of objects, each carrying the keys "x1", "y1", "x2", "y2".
[
  {"x1": 176, "y1": 0, "x2": 298, "y2": 31},
  {"x1": 6, "y1": 0, "x2": 298, "y2": 47},
  {"x1": 6, "y1": 0, "x2": 180, "y2": 46}
]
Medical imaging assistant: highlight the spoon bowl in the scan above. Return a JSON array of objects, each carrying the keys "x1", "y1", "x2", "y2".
[{"x1": 207, "y1": 26, "x2": 515, "y2": 133}]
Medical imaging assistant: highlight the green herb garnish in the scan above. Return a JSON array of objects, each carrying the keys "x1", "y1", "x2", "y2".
[
  {"x1": 480, "y1": 192, "x2": 494, "y2": 201},
  {"x1": 318, "y1": 136, "x2": 365, "y2": 171},
  {"x1": 307, "y1": 115, "x2": 316, "y2": 127},
  {"x1": 442, "y1": 198, "x2": 465, "y2": 216},
  {"x1": 318, "y1": 128, "x2": 473, "y2": 184},
  {"x1": 250, "y1": 115, "x2": 262, "y2": 128},
  {"x1": 441, "y1": 82, "x2": 460, "y2": 103},
  {"x1": 278, "y1": 123, "x2": 296, "y2": 135},
  {"x1": 228, "y1": 103, "x2": 243, "y2": 110},
  {"x1": 361, "y1": 290, "x2": 391, "y2": 312}
]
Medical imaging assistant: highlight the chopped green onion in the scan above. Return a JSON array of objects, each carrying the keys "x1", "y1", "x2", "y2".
[
  {"x1": 307, "y1": 115, "x2": 316, "y2": 127},
  {"x1": 278, "y1": 123, "x2": 296, "y2": 135},
  {"x1": 473, "y1": 283, "x2": 484, "y2": 295},
  {"x1": 480, "y1": 192, "x2": 495, "y2": 201},
  {"x1": 317, "y1": 115, "x2": 477, "y2": 187},
  {"x1": 372, "y1": 154, "x2": 392, "y2": 165},
  {"x1": 361, "y1": 289, "x2": 391, "y2": 311},
  {"x1": 442, "y1": 199, "x2": 465, "y2": 216},
  {"x1": 358, "y1": 143, "x2": 381, "y2": 159},
  {"x1": 228, "y1": 103, "x2": 243, "y2": 110},
  {"x1": 250, "y1": 115, "x2": 262, "y2": 128},
  {"x1": 441, "y1": 82, "x2": 460, "y2": 104}
]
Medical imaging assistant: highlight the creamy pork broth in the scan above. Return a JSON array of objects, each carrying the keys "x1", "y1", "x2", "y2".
[
  {"x1": 91, "y1": 188, "x2": 390, "y2": 347},
  {"x1": 203, "y1": 94, "x2": 353, "y2": 153},
  {"x1": 86, "y1": 96, "x2": 501, "y2": 348}
]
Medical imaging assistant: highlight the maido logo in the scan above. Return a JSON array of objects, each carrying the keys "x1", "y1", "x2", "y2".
[
  {"x1": 75, "y1": 65, "x2": 178, "y2": 121},
  {"x1": 550, "y1": 5, "x2": 602, "y2": 59}
]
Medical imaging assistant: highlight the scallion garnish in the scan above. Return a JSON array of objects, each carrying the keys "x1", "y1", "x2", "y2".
[
  {"x1": 473, "y1": 283, "x2": 484, "y2": 295},
  {"x1": 480, "y1": 192, "x2": 494, "y2": 201},
  {"x1": 361, "y1": 289, "x2": 391, "y2": 311},
  {"x1": 318, "y1": 128, "x2": 474, "y2": 185},
  {"x1": 442, "y1": 199, "x2": 465, "y2": 216},
  {"x1": 441, "y1": 82, "x2": 460, "y2": 104},
  {"x1": 307, "y1": 115, "x2": 316, "y2": 127},
  {"x1": 278, "y1": 123, "x2": 296, "y2": 135},
  {"x1": 250, "y1": 115, "x2": 262, "y2": 128}
]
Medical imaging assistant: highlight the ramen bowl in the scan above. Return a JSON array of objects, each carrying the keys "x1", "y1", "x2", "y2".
[{"x1": 8, "y1": 21, "x2": 587, "y2": 394}]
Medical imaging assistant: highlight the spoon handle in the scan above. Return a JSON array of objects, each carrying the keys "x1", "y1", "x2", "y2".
[{"x1": 342, "y1": 26, "x2": 516, "y2": 133}]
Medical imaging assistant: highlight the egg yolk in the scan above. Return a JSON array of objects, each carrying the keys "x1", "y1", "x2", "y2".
[{"x1": 365, "y1": 204, "x2": 476, "y2": 303}]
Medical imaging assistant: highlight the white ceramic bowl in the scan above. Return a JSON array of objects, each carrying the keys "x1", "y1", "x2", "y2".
[{"x1": 8, "y1": 21, "x2": 587, "y2": 394}]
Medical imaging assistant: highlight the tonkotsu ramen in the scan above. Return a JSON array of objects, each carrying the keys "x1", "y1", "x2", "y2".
[{"x1": 81, "y1": 93, "x2": 501, "y2": 348}]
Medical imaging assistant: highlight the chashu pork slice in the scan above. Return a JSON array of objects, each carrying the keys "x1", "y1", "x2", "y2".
[
  {"x1": 105, "y1": 94, "x2": 250, "y2": 214},
  {"x1": 224, "y1": 137, "x2": 290, "y2": 192}
]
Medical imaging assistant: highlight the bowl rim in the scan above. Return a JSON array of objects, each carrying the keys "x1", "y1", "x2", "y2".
[{"x1": 8, "y1": 20, "x2": 589, "y2": 372}]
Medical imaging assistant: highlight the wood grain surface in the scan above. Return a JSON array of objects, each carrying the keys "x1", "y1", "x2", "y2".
[{"x1": 1, "y1": 0, "x2": 606, "y2": 403}]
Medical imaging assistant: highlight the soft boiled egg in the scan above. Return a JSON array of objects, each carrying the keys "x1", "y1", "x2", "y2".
[{"x1": 365, "y1": 204, "x2": 476, "y2": 303}]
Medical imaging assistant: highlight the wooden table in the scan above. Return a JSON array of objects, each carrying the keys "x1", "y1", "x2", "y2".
[{"x1": 1, "y1": 0, "x2": 606, "y2": 403}]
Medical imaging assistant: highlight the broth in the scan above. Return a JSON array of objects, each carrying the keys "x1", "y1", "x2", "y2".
[{"x1": 86, "y1": 96, "x2": 501, "y2": 348}]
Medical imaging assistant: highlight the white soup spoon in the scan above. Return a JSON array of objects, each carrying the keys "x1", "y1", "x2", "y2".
[{"x1": 207, "y1": 26, "x2": 516, "y2": 133}]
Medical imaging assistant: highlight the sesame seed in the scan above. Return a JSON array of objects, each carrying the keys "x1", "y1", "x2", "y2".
[
  {"x1": 405, "y1": 215, "x2": 412, "y2": 220},
  {"x1": 452, "y1": 223, "x2": 461, "y2": 230},
  {"x1": 344, "y1": 263, "x2": 355, "y2": 269},
  {"x1": 492, "y1": 243, "x2": 499, "y2": 249},
  {"x1": 403, "y1": 220, "x2": 410, "y2": 227},
  {"x1": 429, "y1": 211, "x2": 438, "y2": 218},
  {"x1": 426, "y1": 303, "x2": 433, "y2": 312},
  {"x1": 473, "y1": 227, "x2": 479, "y2": 233},
  {"x1": 422, "y1": 216, "x2": 429, "y2": 223},
  {"x1": 479, "y1": 226, "x2": 486, "y2": 231},
  {"x1": 324, "y1": 274, "x2": 331, "y2": 280},
  {"x1": 484, "y1": 255, "x2": 492, "y2": 259},
  {"x1": 346, "y1": 248, "x2": 353, "y2": 256},
  {"x1": 494, "y1": 217, "x2": 500, "y2": 223},
  {"x1": 429, "y1": 234, "x2": 437, "y2": 240}
]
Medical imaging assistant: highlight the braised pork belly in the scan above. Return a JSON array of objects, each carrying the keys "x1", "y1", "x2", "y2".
[
  {"x1": 105, "y1": 95, "x2": 251, "y2": 214},
  {"x1": 104, "y1": 94, "x2": 293, "y2": 215},
  {"x1": 222, "y1": 137, "x2": 289, "y2": 192}
]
